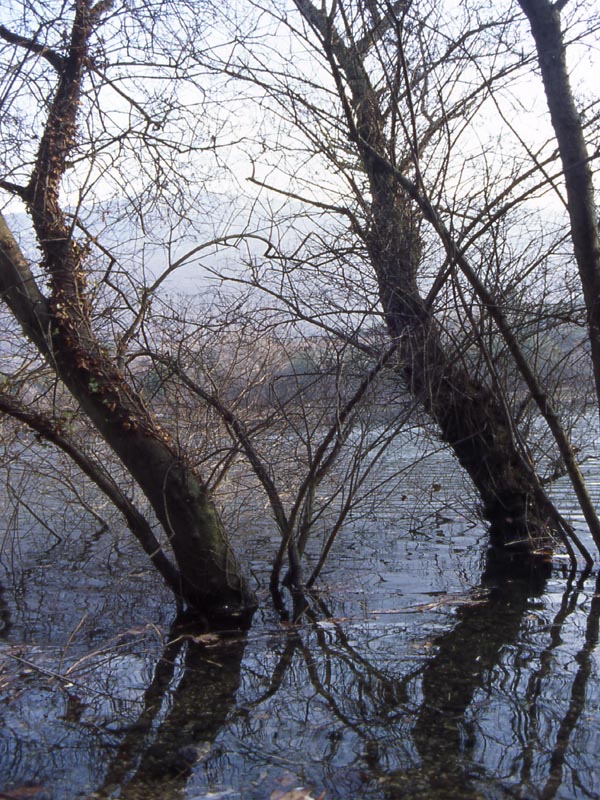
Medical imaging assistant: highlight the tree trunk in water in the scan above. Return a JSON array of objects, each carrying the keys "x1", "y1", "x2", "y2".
[
  {"x1": 293, "y1": 0, "x2": 556, "y2": 552},
  {"x1": 0, "y1": 3, "x2": 255, "y2": 621},
  {"x1": 0, "y1": 212, "x2": 256, "y2": 621},
  {"x1": 365, "y1": 198, "x2": 550, "y2": 552}
]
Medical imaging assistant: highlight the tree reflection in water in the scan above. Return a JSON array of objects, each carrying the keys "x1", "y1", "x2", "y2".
[
  {"x1": 97, "y1": 624, "x2": 249, "y2": 799},
  {"x1": 2, "y1": 545, "x2": 600, "y2": 799},
  {"x1": 81, "y1": 555, "x2": 600, "y2": 799}
]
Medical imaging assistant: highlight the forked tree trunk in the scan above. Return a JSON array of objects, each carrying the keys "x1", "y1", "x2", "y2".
[
  {"x1": 0, "y1": 213, "x2": 255, "y2": 620},
  {"x1": 0, "y1": 1, "x2": 255, "y2": 620}
]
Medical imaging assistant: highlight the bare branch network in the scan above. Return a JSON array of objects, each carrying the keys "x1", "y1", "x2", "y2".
[{"x1": 0, "y1": 0, "x2": 599, "y2": 619}]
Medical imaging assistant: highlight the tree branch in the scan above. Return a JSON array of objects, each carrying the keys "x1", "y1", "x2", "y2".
[
  {"x1": 0, "y1": 389, "x2": 183, "y2": 598},
  {"x1": 0, "y1": 211, "x2": 53, "y2": 357},
  {"x1": 0, "y1": 24, "x2": 65, "y2": 72}
]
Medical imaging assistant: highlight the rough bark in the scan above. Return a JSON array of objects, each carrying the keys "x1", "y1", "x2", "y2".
[
  {"x1": 517, "y1": 0, "x2": 600, "y2": 424},
  {"x1": 365, "y1": 183, "x2": 551, "y2": 549},
  {"x1": 0, "y1": 213, "x2": 255, "y2": 620},
  {"x1": 0, "y1": 1, "x2": 255, "y2": 620},
  {"x1": 0, "y1": 388, "x2": 182, "y2": 598},
  {"x1": 294, "y1": 0, "x2": 562, "y2": 551}
]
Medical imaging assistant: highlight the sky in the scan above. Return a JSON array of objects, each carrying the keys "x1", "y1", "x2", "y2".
[{"x1": 0, "y1": 0, "x2": 598, "y2": 300}]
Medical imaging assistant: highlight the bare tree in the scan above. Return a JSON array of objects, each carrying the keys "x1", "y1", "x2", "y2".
[
  {"x1": 137, "y1": 288, "x2": 424, "y2": 595},
  {"x1": 197, "y1": 0, "x2": 600, "y2": 559},
  {"x1": 0, "y1": 0, "x2": 426, "y2": 619},
  {"x1": 517, "y1": 0, "x2": 600, "y2": 415},
  {"x1": 1, "y1": 0, "x2": 599, "y2": 624},
  {"x1": 0, "y1": 1, "x2": 255, "y2": 620}
]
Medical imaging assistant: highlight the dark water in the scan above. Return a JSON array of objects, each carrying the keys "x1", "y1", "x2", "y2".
[{"x1": 1, "y1": 442, "x2": 600, "y2": 799}]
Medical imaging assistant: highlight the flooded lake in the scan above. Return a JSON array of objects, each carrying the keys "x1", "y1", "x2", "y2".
[{"x1": 1, "y1": 434, "x2": 600, "y2": 799}]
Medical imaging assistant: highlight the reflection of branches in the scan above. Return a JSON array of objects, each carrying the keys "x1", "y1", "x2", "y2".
[
  {"x1": 410, "y1": 569, "x2": 540, "y2": 798},
  {"x1": 0, "y1": 577, "x2": 10, "y2": 638},
  {"x1": 242, "y1": 592, "x2": 419, "y2": 763},
  {"x1": 299, "y1": 605, "x2": 412, "y2": 733},
  {"x1": 99, "y1": 633, "x2": 184, "y2": 792},
  {"x1": 402, "y1": 557, "x2": 600, "y2": 800},
  {"x1": 61, "y1": 550, "x2": 600, "y2": 799},
  {"x1": 519, "y1": 567, "x2": 586, "y2": 788},
  {"x1": 309, "y1": 594, "x2": 414, "y2": 709},
  {"x1": 540, "y1": 573, "x2": 600, "y2": 800},
  {"x1": 229, "y1": 567, "x2": 550, "y2": 798}
]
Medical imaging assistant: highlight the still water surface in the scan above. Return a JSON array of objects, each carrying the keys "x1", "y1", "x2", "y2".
[{"x1": 1, "y1": 440, "x2": 600, "y2": 799}]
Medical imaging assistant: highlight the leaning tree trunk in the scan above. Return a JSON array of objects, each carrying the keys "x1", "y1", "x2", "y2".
[
  {"x1": 517, "y1": 0, "x2": 600, "y2": 427},
  {"x1": 0, "y1": 212, "x2": 255, "y2": 620},
  {"x1": 0, "y1": 0, "x2": 255, "y2": 621},
  {"x1": 295, "y1": 0, "x2": 558, "y2": 552},
  {"x1": 365, "y1": 189, "x2": 550, "y2": 550}
]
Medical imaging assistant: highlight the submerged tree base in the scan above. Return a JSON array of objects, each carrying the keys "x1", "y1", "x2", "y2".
[
  {"x1": 484, "y1": 537, "x2": 554, "y2": 589},
  {"x1": 175, "y1": 600, "x2": 257, "y2": 631}
]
